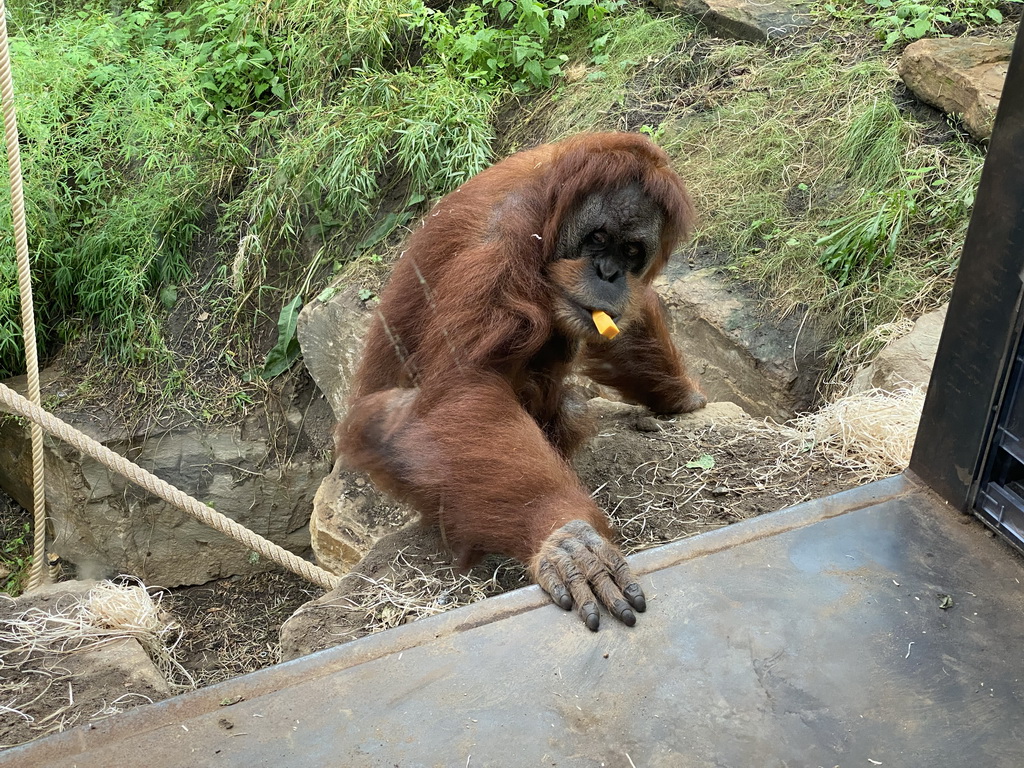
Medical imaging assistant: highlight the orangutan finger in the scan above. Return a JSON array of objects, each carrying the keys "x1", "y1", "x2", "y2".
[
  {"x1": 554, "y1": 553, "x2": 601, "y2": 631},
  {"x1": 535, "y1": 557, "x2": 573, "y2": 610},
  {"x1": 593, "y1": 540, "x2": 646, "y2": 613},
  {"x1": 623, "y1": 582, "x2": 647, "y2": 613},
  {"x1": 590, "y1": 571, "x2": 636, "y2": 627}
]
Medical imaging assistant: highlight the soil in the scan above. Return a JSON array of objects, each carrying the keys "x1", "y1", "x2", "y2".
[{"x1": 161, "y1": 570, "x2": 324, "y2": 689}]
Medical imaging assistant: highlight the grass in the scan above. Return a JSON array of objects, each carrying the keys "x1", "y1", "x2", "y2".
[
  {"x1": 0, "y1": 6, "x2": 229, "y2": 376},
  {"x1": 652, "y1": 42, "x2": 982, "y2": 381}
]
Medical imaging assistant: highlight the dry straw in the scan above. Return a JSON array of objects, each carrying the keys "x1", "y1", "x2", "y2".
[
  {"x1": 0, "y1": 578, "x2": 192, "y2": 688},
  {"x1": 778, "y1": 387, "x2": 926, "y2": 481}
]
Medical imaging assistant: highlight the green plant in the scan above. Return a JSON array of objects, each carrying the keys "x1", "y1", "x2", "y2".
[
  {"x1": 226, "y1": 64, "x2": 493, "y2": 286},
  {"x1": 413, "y1": 0, "x2": 624, "y2": 90},
  {"x1": 2, "y1": 0, "x2": 636, "y2": 379},
  {"x1": 816, "y1": 188, "x2": 917, "y2": 285},
  {"x1": 260, "y1": 294, "x2": 303, "y2": 378},
  {"x1": 1, "y1": 521, "x2": 31, "y2": 596},
  {"x1": 0, "y1": 3, "x2": 229, "y2": 376},
  {"x1": 172, "y1": 0, "x2": 289, "y2": 119},
  {"x1": 839, "y1": 96, "x2": 913, "y2": 186},
  {"x1": 867, "y1": 0, "x2": 951, "y2": 46},
  {"x1": 846, "y1": 0, "x2": 1014, "y2": 47}
]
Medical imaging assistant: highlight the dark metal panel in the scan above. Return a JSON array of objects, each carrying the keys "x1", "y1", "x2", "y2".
[
  {"x1": 6, "y1": 478, "x2": 1024, "y2": 768},
  {"x1": 910, "y1": 21, "x2": 1024, "y2": 507}
]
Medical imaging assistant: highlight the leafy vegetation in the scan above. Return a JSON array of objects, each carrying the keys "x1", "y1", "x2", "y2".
[
  {"x1": 1, "y1": 516, "x2": 31, "y2": 596},
  {"x1": 414, "y1": 0, "x2": 624, "y2": 89},
  {"x1": 0, "y1": 0, "x2": 622, "y2": 379},
  {"x1": 825, "y1": 0, "x2": 1017, "y2": 47}
]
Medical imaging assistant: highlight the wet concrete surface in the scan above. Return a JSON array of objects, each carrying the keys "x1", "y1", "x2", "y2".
[{"x1": 5, "y1": 475, "x2": 1024, "y2": 767}]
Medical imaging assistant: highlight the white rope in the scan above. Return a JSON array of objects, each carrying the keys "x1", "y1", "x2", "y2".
[
  {"x1": 0, "y1": 0, "x2": 47, "y2": 590},
  {"x1": 0, "y1": 382, "x2": 341, "y2": 591},
  {"x1": 0, "y1": 8, "x2": 339, "y2": 594}
]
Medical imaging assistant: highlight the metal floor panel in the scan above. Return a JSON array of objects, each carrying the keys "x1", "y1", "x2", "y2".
[{"x1": 6, "y1": 475, "x2": 1024, "y2": 767}]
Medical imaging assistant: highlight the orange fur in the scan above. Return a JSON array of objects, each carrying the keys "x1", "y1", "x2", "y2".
[{"x1": 336, "y1": 132, "x2": 703, "y2": 570}]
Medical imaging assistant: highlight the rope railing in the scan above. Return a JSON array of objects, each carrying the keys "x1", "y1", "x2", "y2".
[
  {"x1": 0, "y1": 382, "x2": 341, "y2": 591},
  {"x1": 0, "y1": 0, "x2": 47, "y2": 590}
]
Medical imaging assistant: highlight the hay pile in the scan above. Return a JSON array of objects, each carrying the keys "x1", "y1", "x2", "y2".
[
  {"x1": 0, "y1": 578, "x2": 190, "y2": 690},
  {"x1": 776, "y1": 387, "x2": 925, "y2": 481}
]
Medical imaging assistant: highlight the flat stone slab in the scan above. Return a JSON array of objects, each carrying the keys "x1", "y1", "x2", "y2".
[
  {"x1": 654, "y1": 0, "x2": 812, "y2": 42},
  {"x1": 8, "y1": 474, "x2": 1024, "y2": 767},
  {"x1": 899, "y1": 36, "x2": 1013, "y2": 141},
  {"x1": 658, "y1": 266, "x2": 824, "y2": 419}
]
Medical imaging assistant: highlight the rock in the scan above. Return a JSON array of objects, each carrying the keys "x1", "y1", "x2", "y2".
[
  {"x1": 0, "y1": 581, "x2": 172, "y2": 746},
  {"x1": 653, "y1": 0, "x2": 812, "y2": 42},
  {"x1": 296, "y1": 285, "x2": 375, "y2": 419},
  {"x1": 2, "y1": 581, "x2": 175, "y2": 700},
  {"x1": 658, "y1": 266, "x2": 825, "y2": 420},
  {"x1": 898, "y1": 37, "x2": 1012, "y2": 142},
  {"x1": 0, "y1": 384, "x2": 330, "y2": 588},
  {"x1": 588, "y1": 396, "x2": 750, "y2": 428},
  {"x1": 282, "y1": 524, "x2": 447, "y2": 659},
  {"x1": 309, "y1": 461, "x2": 415, "y2": 575},
  {"x1": 852, "y1": 305, "x2": 948, "y2": 394}
]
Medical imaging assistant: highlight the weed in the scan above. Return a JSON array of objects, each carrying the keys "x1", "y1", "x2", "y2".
[
  {"x1": 817, "y1": 188, "x2": 916, "y2": 285},
  {"x1": 839, "y1": 95, "x2": 913, "y2": 187},
  {"x1": 1, "y1": 521, "x2": 31, "y2": 596},
  {"x1": 823, "y1": 0, "x2": 1018, "y2": 47},
  {"x1": 413, "y1": 0, "x2": 624, "y2": 90}
]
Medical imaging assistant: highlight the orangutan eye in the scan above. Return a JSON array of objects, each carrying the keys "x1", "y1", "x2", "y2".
[{"x1": 625, "y1": 243, "x2": 646, "y2": 271}]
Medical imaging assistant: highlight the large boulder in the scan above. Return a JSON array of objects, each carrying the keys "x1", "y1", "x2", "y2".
[
  {"x1": 296, "y1": 285, "x2": 375, "y2": 419},
  {"x1": 898, "y1": 37, "x2": 1012, "y2": 142},
  {"x1": 0, "y1": 381, "x2": 330, "y2": 587},
  {"x1": 658, "y1": 265, "x2": 825, "y2": 420},
  {"x1": 652, "y1": 0, "x2": 812, "y2": 42},
  {"x1": 852, "y1": 305, "x2": 948, "y2": 394}
]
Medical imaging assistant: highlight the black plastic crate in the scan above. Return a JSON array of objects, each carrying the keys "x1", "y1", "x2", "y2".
[{"x1": 976, "y1": 344, "x2": 1024, "y2": 552}]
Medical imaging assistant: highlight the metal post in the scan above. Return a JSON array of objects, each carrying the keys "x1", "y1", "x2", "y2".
[{"x1": 910, "y1": 22, "x2": 1024, "y2": 508}]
